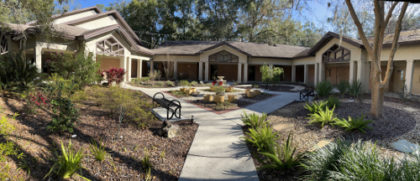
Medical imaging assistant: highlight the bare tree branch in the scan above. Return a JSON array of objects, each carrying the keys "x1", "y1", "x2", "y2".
[
  {"x1": 345, "y1": 0, "x2": 373, "y2": 58},
  {"x1": 381, "y1": 2, "x2": 409, "y2": 86}
]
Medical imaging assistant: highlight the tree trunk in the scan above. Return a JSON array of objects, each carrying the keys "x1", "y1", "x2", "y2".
[{"x1": 370, "y1": 63, "x2": 385, "y2": 118}]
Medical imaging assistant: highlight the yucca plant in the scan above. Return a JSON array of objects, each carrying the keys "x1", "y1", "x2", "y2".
[
  {"x1": 337, "y1": 81, "x2": 349, "y2": 96},
  {"x1": 333, "y1": 115, "x2": 372, "y2": 133},
  {"x1": 45, "y1": 141, "x2": 86, "y2": 180},
  {"x1": 348, "y1": 80, "x2": 362, "y2": 99},
  {"x1": 90, "y1": 141, "x2": 107, "y2": 162},
  {"x1": 260, "y1": 133, "x2": 302, "y2": 171},
  {"x1": 307, "y1": 106, "x2": 339, "y2": 128},
  {"x1": 304, "y1": 101, "x2": 328, "y2": 114},
  {"x1": 241, "y1": 113, "x2": 268, "y2": 129},
  {"x1": 244, "y1": 126, "x2": 277, "y2": 153}
]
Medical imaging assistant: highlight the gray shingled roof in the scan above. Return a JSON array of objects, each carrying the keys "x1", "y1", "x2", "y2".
[{"x1": 152, "y1": 41, "x2": 310, "y2": 58}]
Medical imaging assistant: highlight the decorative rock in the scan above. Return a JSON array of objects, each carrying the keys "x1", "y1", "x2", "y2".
[
  {"x1": 160, "y1": 121, "x2": 180, "y2": 138},
  {"x1": 391, "y1": 139, "x2": 420, "y2": 153}
]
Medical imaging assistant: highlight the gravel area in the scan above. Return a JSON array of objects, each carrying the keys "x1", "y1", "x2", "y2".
[{"x1": 0, "y1": 95, "x2": 198, "y2": 180}]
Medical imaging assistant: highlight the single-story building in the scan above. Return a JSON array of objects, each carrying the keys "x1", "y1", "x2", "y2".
[{"x1": 1, "y1": 7, "x2": 420, "y2": 96}]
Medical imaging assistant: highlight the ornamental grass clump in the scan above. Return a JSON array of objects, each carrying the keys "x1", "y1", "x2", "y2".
[
  {"x1": 315, "y1": 81, "x2": 333, "y2": 98},
  {"x1": 304, "y1": 101, "x2": 328, "y2": 114},
  {"x1": 307, "y1": 106, "x2": 340, "y2": 128},
  {"x1": 245, "y1": 125, "x2": 277, "y2": 153},
  {"x1": 333, "y1": 115, "x2": 372, "y2": 133},
  {"x1": 90, "y1": 141, "x2": 107, "y2": 162}
]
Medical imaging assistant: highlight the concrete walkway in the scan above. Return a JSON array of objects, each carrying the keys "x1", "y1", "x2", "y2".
[{"x1": 122, "y1": 84, "x2": 299, "y2": 180}]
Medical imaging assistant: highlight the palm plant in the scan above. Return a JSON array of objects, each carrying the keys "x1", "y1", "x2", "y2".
[
  {"x1": 244, "y1": 126, "x2": 277, "y2": 153},
  {"x1": 241, "y1": 113, "x2": 268, "y2": 129},
  {"x1": 307, "y1": 106, "x2": 340, "y2": 128},
  {"x1": 333, "y1": 115, "x2": 372, "y2": 133},
  {"x1": 304, "y1": 101, "x2": 328, "y2": 114},
  {"x1": 45, "y1": 141, "x2": 86, "y2": 180},
  {"x1": 260, "y1": 133, "x2": 302, "y2": 171}
]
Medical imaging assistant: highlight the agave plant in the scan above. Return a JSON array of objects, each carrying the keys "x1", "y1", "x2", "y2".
[
  {"x1": 45, "y1": 141, "x2": 86, "y2": 180},
  {"x1": 307, "y1": 106, "x2": 340, "y2": 128},
  {"x1": 259, "y1": 133, "x2": 302, "y2": 171}
]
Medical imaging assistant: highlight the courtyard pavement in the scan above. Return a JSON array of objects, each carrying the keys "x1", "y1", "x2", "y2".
[{"x1": 122, "y1": 84, "x2": 299, "y2": 181}]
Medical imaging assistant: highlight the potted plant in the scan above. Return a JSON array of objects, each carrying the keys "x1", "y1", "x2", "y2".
[
  {"x1": 204, "y1": 94, "x2": 214, "y2": 102},
  {"x1": 228, "y1": 95, "x2": 236, "y2": 102}
]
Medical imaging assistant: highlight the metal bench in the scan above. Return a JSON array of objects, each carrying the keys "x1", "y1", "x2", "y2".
[
  {"x1": 152, "y1": 92, "x2": 182, "y2": 119},
  {"x1": 299, "y1": 87, "x2": 315, "y2": 101}
]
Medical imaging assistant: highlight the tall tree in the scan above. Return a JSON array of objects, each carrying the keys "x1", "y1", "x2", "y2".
[{"x1": 344, "y1": 0, "x2": 409, "y2": 118}]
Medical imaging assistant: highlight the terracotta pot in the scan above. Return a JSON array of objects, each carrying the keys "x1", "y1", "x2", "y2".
[
  {"x1": 228, "y1": 95, "x2": 236, "y2": 102},
  {"x1": 190, "y1": 88, "x2": 197, "y2": 93},
  {"x1": 214, "y1": 95, "x2": 225, "y2": 103},
  {"x1": 245, "y1": 89, "x2": 253, "y2": 98},
  {"x1": 226, "y1": 86, "x2": 233, "y2": 92},
  {"x1": 210, "y1": 86, "x2": 215, "y2": 91},
  {"x1": 204, "y1": 94, "x2": 214, "y2": 102}
]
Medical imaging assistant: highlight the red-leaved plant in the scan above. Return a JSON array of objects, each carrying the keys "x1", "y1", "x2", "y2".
[
  {"x1": 30, "y1": 92, "x2": 48, "y2": 106},
  {"x1": 103, "y1": 68, "x2": 125, "y2": 84}
]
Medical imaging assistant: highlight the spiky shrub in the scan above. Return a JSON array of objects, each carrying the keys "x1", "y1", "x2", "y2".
[
  {"x1": 315, "y1": 81, "x2": 333, "y2": 98},
  {"x1": 241, "y1": 113, "x2": 268, "y2": 129},
  {"x1": 304, "y1": 101, "x2": 328, "y2": 114},
  {"x1": 326, "y1": 96, "x2": 340, "y2": 108},
  {"x1": 302, "y1": 140, "x2": 420, "y2": 181},
  {"x1": 260, "y1": 133, "x2": 302, "y2": 171},
  {"x1": 336, "y1": 81, "x2": 349, "y2": 95},
  {"x1": 333, "y1": 115, "x2": 372, "y2": 133},
  {"x1": 348, "y1": 80, "x2": 362, "y2": 99},
  {"x1": 0, "y1": 51, "x2": 39, "y2": 91},
  {"x1": 45, "y1": 141, "x2": 84, "y2": 180},
  {"x1": 307, "y1": 106, "x2": 339, "y2": 128},
  {"x1": 245, "y1": 126, "x2": 277, "y2": 153},
  {"x1": 90, "y1": 141, "x2": 107, "y2": 162}
]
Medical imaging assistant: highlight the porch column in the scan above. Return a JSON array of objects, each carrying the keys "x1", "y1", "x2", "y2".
[
  {"x1": 173, "y1": 61, "x2": 178, "y2": 80},
  {"x1": 314, "y1": 63, "x2": 319, "y2": 86},
  {"x1": 205, "y1": 62, "x2": 209, "y2": 81},
  {"x1": 405, "y1": 59, "x2": 414, "y2": 95},
  {"x1": 128, "y1": 57, "x2": 132, "y2": 82},
  {"x1": 244, "y1": 63, "x2": 248, "y2": 82},
  {"x1": 137, "y1": 59, "x2": 142, "y2": 79},
  {"x1": 35, "y1": 44, "x2": 42, "y2": 73},
  {"x1": 291, "y1": 65, "x2": 296, "y2": 82},
  {"x1": 304, "y1": 64, "x2": 309, "y2": 84},
  {"x1": 349, "y1": 61, "x2": 355, "y2": 83},
  {"x1": 318, "y1": 63, "x2": 325, "y2": 83},
  {"x1": 198, "y1": 62, "x2": 203, "y2": 81},
  {"x1": 237, "y1": 63, "x2": 242, "y2": 83},
  {"x1": 150, "y1": 60, "x2": 154, "y2": 74}
]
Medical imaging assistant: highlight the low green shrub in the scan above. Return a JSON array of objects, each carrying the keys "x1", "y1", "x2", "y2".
[
  {"x1": 47, "y1": 97, "x2": 79, "y2": 133},
  {"x1": 326, "y1": 96, "x2": 340, "y2": 108},
  {"x1": 190, "y1": 81, "x2": 198, "y2": 87},
  {"x1": 302, "y1": 140, "x2": 420, "y2": 181},
  {"x1": 241, "y1": 113, "x2": 268, "y2": 129},
  {"x1": 304, "y1": 101, "x2": 328, "y2": 114},
  {"x1": 245, "y1": 126, "x2": 277, "y2": 153},
  {"x1": 179, "y1": 80, "x2": 190, "y2": 87},
  {"x1": 260, "y1": 133, "x2": 302, "y2": 171},
  {"x1": 307, "y1": 106, "x2": 339, "y2": 128},
  {"x1": 336, "y1": 81, "x2": 349, "y2": 95},
  {"x1": 90, "y1": 141, "x2": 107, "y2": 162},
  {"x1": 45, "y1": 141, "x2": 85, "y2": 180},
  {"x1": 333, "y1": 115, "x2": 372, "y2": 133},
  {"x1": 0, "y1": 51, "x2": 39, "y2": 91},
  {"x1": 349, "y1": 80, "x2": 362, "y2": 99},
  {"x1": 0, "y1": 114, "x2": 16, "y2": 136},
  {"x1": 315, "y1": 81, "x2": 333, "y2": 98}
]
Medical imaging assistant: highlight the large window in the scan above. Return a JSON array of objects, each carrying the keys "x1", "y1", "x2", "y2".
[
  {"x1": 0, "y1": 34, "x2": 8, "y2": 55},
  {"x1": 209, "y1": 50, "x2": 239, "y2": 63},
  {"x1": 322, "y1": 45, "x2": 350, "y2": 63}
]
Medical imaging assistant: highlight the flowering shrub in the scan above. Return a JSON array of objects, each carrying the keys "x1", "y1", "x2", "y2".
[
  {"x1": 30, "y1": 92, "x2": 48, "y2": 106},
  {"x1": 103, "y1": 68, "x2": 125, "y2": 84},
  {"x1": 218, "y1": 81, "x2": 223, "y2": 86},
  {"x1": 212, "y1": 80, "x2": 217, "y2": 86}
]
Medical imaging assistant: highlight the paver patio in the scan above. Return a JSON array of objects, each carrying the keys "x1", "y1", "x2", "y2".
[{"x1": 123, "y1": 84, "x2": 299, "y2": 180}]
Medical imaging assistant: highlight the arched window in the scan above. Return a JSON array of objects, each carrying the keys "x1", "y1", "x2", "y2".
[
  {"x1": 322, "y1": 45, "x2": 350, "y2": 63},
  {"x1": 209, "y1": 50, "x2": 239, "y2": 63},
  {"x1": 0, "y1": 33, "x2": 8, "y2": 55},
  {"x1": 96, "y1": 37, "x2": 124, "y2": 57}
]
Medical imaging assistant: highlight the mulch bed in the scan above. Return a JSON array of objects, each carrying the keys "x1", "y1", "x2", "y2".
[
  {"x1": 0, "y1": 95, "x2": 198, "y2": 181},
  {"x1": 245, "y1": 99, "x2": 419, "y2": 181}
]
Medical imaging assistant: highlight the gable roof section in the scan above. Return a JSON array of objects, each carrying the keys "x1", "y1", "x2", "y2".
[
  {"x1": 152, "y1": 41, "x2": 309, "y2": 59},
  {"x1": 64, "y1": 10, "x2": 140, "y2": 44},
  {"x1": 26, "y1": 7, "x2": 102, "y2": 25}
]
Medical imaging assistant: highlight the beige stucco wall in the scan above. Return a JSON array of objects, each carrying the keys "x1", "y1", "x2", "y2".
[
  {"x1": 293, "y1": 56, "x2": 315, "y2": 65},
  {"x1": 412, "y1": 60, "x2": 420, "y2": 95},
  {"x1": 76, "y1": 16, "x2": 118, "y2": 30},
  {"x1": 53, "y1": 10, "x2": 98, "y2": 24},
  {"x1": 379, "y1": 44, "x2": 420, "y2": 62}
]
